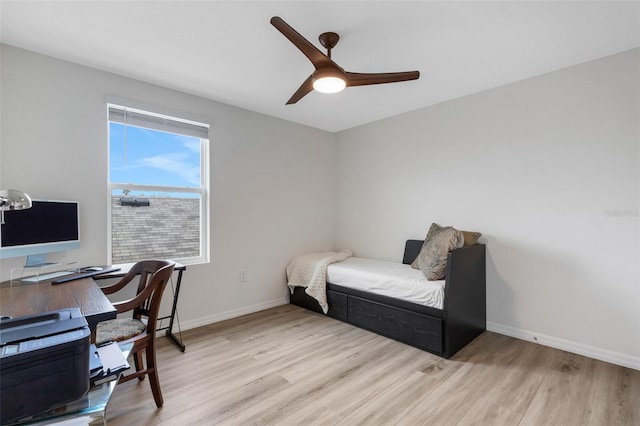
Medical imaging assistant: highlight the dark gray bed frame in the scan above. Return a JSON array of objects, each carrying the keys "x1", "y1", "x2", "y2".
[{"x1": 290, "y1": 240, "x2": 486, "y2": 358}]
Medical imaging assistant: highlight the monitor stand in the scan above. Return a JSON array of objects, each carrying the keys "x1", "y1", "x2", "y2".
[{"x1": 24, "y1": 253, "x2": 61, "y2": 268}]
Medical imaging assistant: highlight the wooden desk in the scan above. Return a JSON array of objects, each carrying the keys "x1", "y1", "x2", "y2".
[{"x1": 0, "y1": 278, "x2": 116, "y2": 331}]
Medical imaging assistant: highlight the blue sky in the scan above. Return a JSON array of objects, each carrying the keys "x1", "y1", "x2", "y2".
[{"x1": 109, "y1": 123, "x2": 201, "y2": 190}]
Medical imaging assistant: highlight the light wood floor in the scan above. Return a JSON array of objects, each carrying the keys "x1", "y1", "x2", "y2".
[{"x1": 107, "y1": 304, "x2": 639, "y2": 426}]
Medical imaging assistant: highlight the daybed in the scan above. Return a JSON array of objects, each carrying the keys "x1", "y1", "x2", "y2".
[{"x1": 289, "y1": 240, "x2": 486, "y2": 358}]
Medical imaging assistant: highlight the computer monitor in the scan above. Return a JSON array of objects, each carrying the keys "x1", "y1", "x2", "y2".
[{"x1": 0, "y1": 199, "x2": 80, "y2": 265}]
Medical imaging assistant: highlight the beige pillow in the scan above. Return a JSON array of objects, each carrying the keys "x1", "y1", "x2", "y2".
[
  {"x1": 411, "y1": 223, "x2": 464, "y2": 280},
  {"x1": 461, "y1": 230, "x2": 482, "y2": 246}
]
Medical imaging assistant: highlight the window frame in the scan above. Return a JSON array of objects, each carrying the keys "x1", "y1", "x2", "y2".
[{"x1": 106, "y1": 102, "x2": 210, "y2": 266}]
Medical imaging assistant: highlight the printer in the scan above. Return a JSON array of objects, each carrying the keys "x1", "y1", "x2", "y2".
[{"x1": 0, "y1": 308, "x2": 91, "y2": 424}]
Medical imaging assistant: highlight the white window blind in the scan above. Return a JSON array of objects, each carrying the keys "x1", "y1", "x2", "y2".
[{"x1": 108, "y1": 105, "x2": 209, "y2": 139}]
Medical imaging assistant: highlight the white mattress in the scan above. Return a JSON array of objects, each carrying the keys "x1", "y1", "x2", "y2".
[{"x1": 326, "y1": 257, "x2": 445, "y2": 310}]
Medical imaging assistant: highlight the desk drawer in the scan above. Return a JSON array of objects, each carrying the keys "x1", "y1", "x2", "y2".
[{"x1": 348, "y1": 296, "x2": 443, "y2": 353}]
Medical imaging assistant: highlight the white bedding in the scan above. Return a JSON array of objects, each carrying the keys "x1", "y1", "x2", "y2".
[
  {"x1": 287, "y1": 250, "x2": 353, "y2": 314},
  {"x1": 327, "y1": 257, "x2": 445, "y2": 310}
]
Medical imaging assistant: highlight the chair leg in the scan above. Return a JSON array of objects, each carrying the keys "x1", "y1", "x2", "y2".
[
  {"x1": 145, "y1": 340, "x2": 163, "y2": 407},
  {"x1": 134, "y1": 350, "x2": 145, "y2": 381}
]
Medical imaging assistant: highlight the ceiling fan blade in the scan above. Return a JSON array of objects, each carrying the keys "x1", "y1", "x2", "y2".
[
  {"x1": 270, "y1": 16, "x2": 333, "y2": 69},
  {"x1": 286, "y1": 75, "x2": 314, "y2": 105},
  {"x1": 345, "y1": 71, "x2": 420, "y2": 87}
]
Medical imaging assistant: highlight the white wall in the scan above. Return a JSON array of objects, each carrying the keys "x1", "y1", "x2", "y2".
[
  {"x1": 335, "y1": 49, "x2": 639, "y2": 369},
  {"x1": 0, "y1": 45, "x2": 336, "y2": 326}
]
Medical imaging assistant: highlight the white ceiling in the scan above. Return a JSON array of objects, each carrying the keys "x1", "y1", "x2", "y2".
[{"x1": 1, "y1": 1, "x2": 639, "y2": 132}]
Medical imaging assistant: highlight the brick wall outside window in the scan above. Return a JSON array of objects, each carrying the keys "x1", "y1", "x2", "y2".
[{"x1": 111, "y1": 197, "x2": 199, "y2": 263}]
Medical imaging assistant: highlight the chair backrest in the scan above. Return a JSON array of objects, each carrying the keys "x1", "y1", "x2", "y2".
[{"x1": 110, "y1": 260, "x2": 176, "y2": 334}]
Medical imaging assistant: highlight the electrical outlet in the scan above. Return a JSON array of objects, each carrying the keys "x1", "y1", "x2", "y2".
[{"x1": 239, "y1": 270, "x2": 247, "y2": 282}]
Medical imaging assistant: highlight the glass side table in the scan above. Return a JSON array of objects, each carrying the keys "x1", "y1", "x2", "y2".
[{"x1": 9, "y1": 343, "x2": 132, "y2": 426}]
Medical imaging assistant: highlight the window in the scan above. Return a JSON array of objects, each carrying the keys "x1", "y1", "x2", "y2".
[{"x1": 107, "y1": 104, "x2": 209, "y2": 265}]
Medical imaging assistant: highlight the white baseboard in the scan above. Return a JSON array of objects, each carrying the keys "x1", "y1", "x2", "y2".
[
  {"x1": 172, "y1": 297, "x2": 289, "y2": 333},
  {"x1": 487, "y1": 321, "x2": 640, "y2": 371}
]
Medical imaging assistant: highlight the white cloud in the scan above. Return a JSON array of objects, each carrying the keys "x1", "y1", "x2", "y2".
[
  {"x1": 140, "y1": 153, "x2": 200, "y2": 186},
  {"x1": 183, "y1": 139, "x2": 201, "y2": 155}
]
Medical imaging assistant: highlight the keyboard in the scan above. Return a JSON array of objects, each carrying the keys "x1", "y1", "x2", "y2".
[
  {"x1": 22, "y1": 271, "x2": 73, "y2": 283},
  {"x1": 51, "y1": 267, "x2": 121, "y2": 285}
]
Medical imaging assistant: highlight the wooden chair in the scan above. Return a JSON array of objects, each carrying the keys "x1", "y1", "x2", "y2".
[{"x1": 95, "y1": 260, "x2": 176, "y2": 407}]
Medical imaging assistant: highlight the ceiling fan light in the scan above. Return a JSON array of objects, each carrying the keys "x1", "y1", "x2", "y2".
[
  {"x1": 312, "y1": 68, "x2": 346, "y2": 94},
  {"x1": 313, "y1": 76, "x2": 346, "y2": 94}
]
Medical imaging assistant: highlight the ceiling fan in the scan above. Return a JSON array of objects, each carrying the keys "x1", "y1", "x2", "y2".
[{"x1": 270, "y1": 16, "x2": 420, "y2": 105}]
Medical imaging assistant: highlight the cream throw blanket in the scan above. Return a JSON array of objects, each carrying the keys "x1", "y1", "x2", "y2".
[{"x1": 287, "y1": 250, "x2": 352, "y2": 314}]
